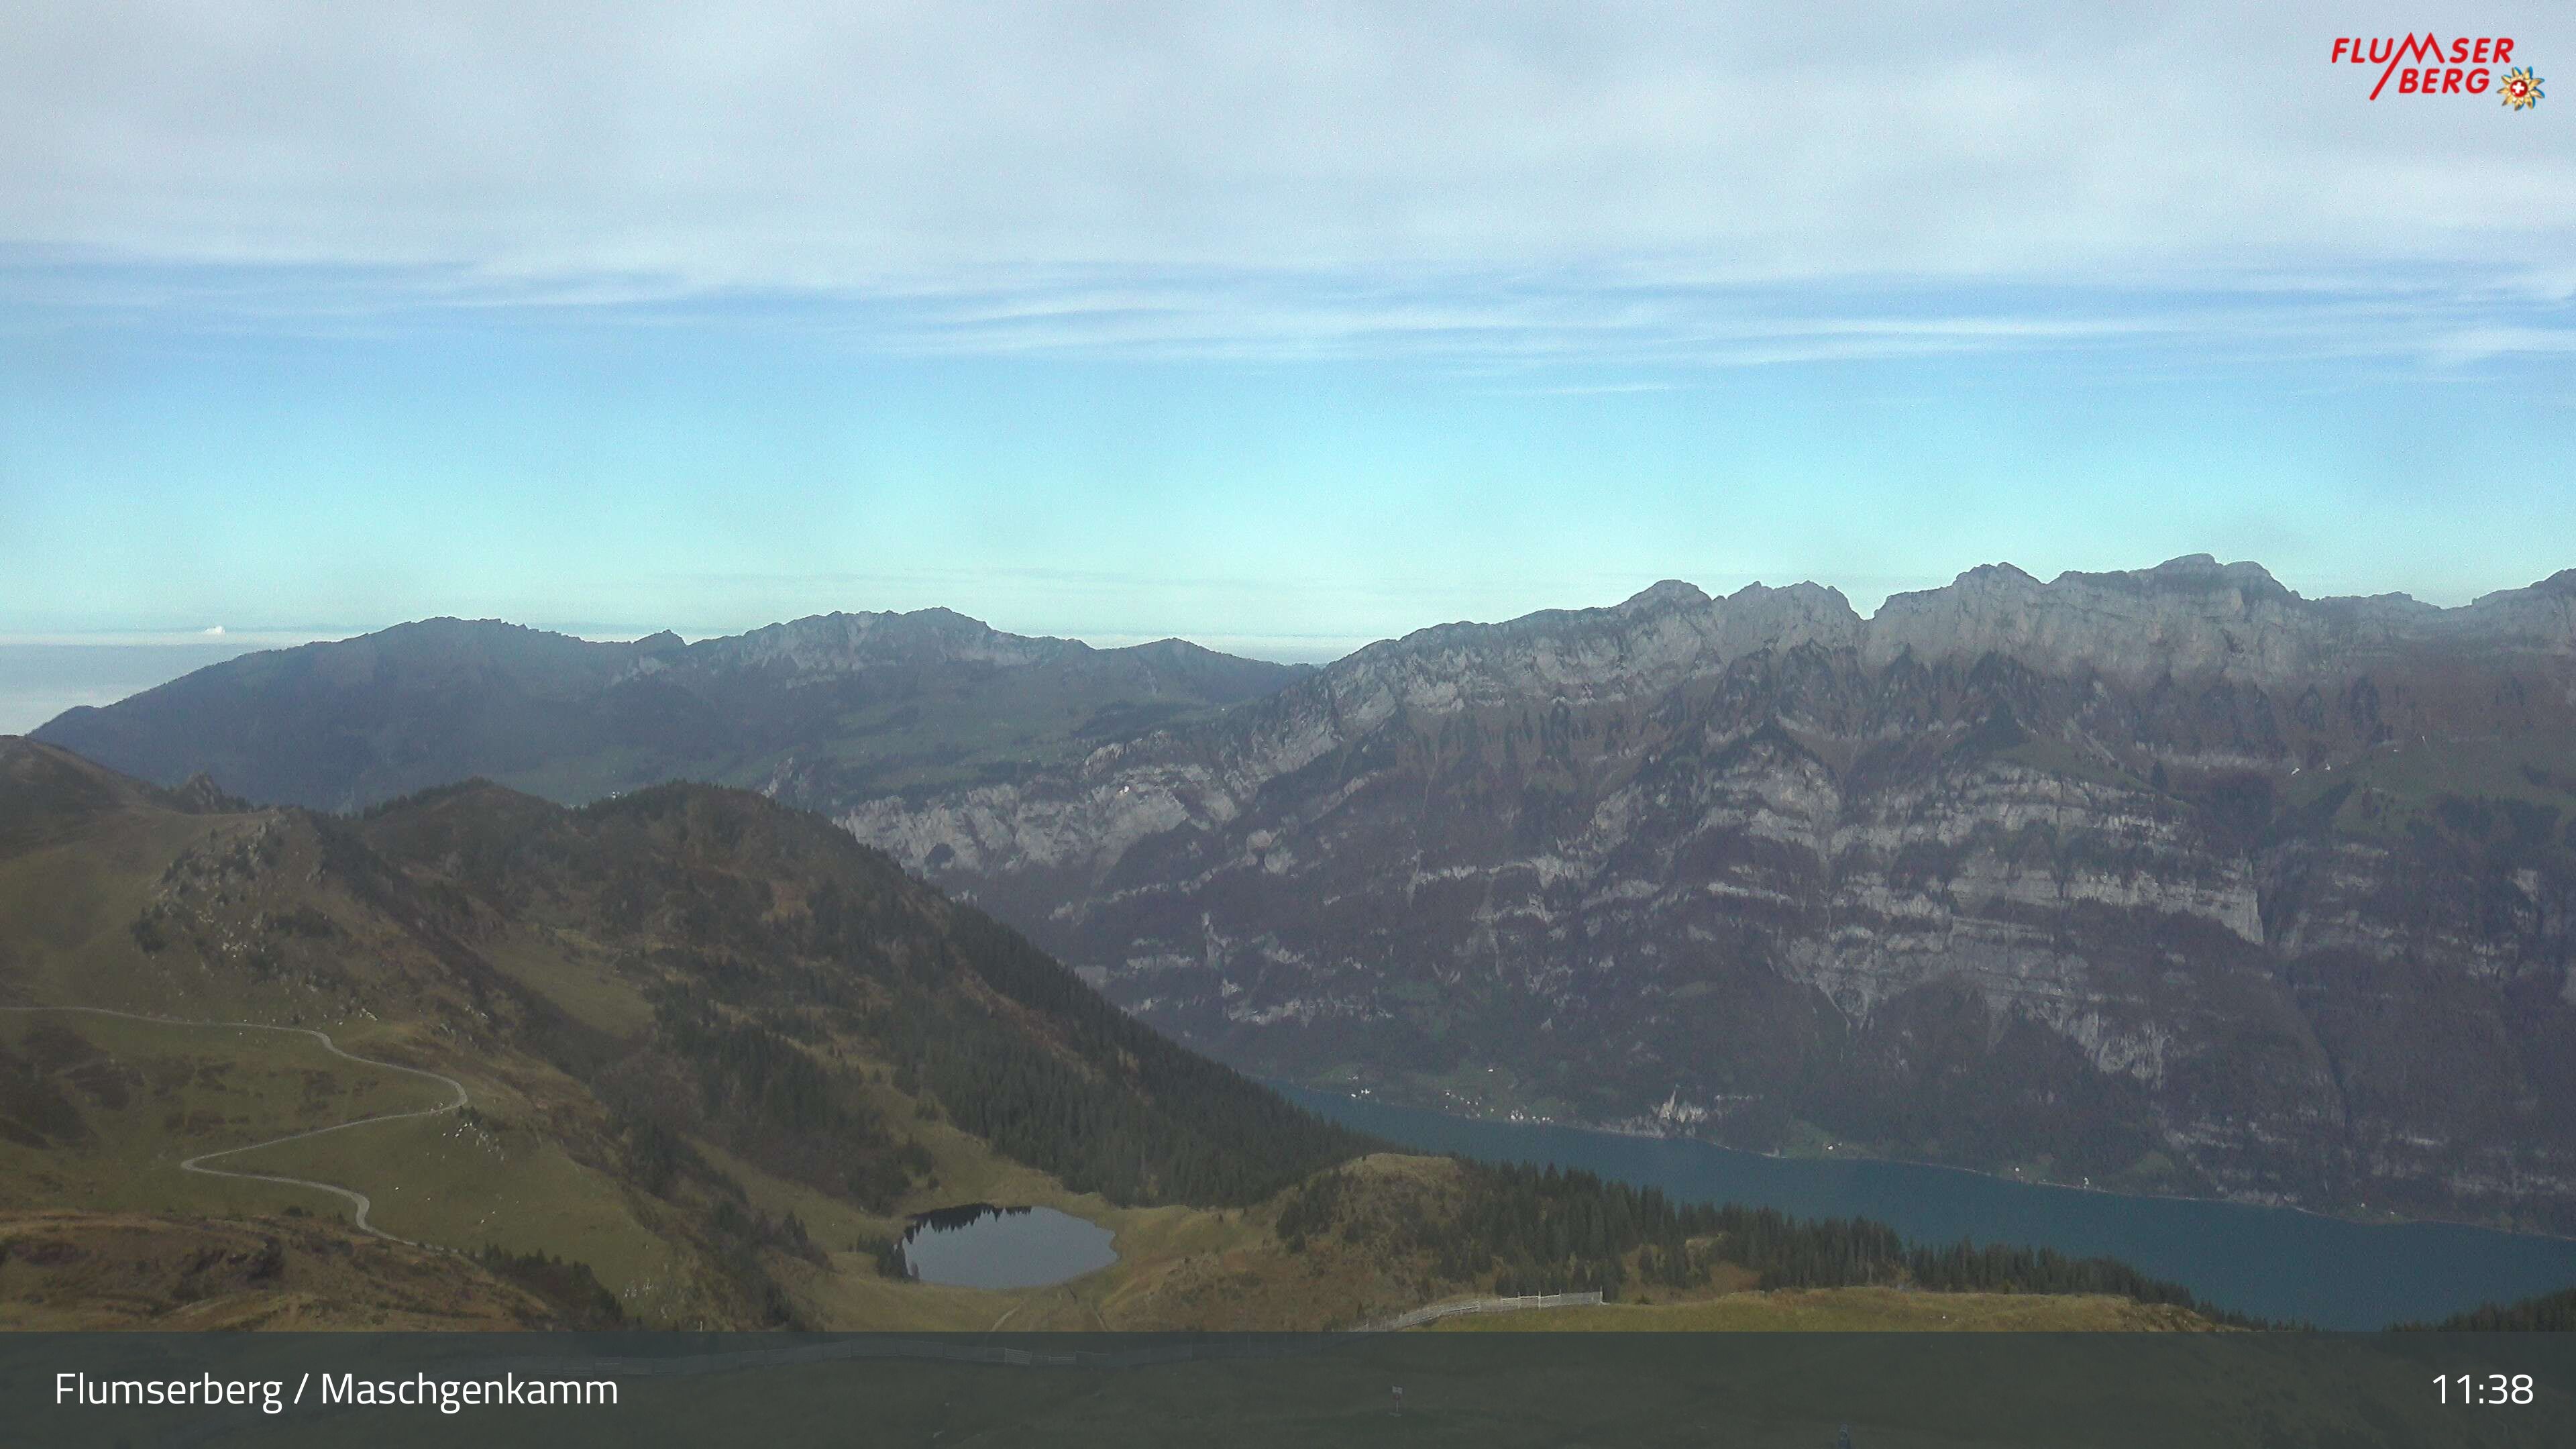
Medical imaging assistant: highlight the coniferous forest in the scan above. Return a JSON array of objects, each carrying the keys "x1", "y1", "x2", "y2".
[
  {"x1": 2402, "y1": 1285, "x2": 2576, "y2": 1332},
  {"x1": 387, "y1": 781, "x2": 1376, "y2": 1214},
  {"x1": 1275, "y1": 1161, "x2": 2282, "y2": 1326}
]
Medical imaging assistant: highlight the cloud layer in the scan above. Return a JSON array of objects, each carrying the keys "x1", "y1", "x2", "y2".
[{"x1": 3, "y1": 1, "x2": 2569, "y2": 360}]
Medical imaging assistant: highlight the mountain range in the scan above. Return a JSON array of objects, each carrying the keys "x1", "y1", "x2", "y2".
[
  {"x1": 33, "y1": 557, "x2": 2576, "y2": 1233},
  {"x1": 34, "y1": 610, "x2": 1303, "y2": 813}
]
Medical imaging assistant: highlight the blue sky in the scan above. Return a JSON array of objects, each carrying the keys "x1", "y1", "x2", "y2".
[{"x1": 3, "y1": 1, "x2": 2573, "y2": 692}]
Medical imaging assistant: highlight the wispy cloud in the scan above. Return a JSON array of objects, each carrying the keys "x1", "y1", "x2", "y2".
[
  {"x1": 1, "y1": 2, "x2": 2569, "y2": 370},
  {"x1": 4, "y1": 252, "x2": 2565, "y2": 372},
  {"x1": 2429, "y1": 325, "x2": 2576, "y2": 364}
]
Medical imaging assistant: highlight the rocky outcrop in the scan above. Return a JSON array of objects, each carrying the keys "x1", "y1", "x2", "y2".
[{"x1": 846, "y1": 559, "x2": 2576, "y2": 1232}]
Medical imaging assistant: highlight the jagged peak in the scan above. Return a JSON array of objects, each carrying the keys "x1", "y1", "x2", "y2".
[
  {"x1": 166, "y1": 771, "x2": 252, "y2": 814},
  {"x1": 1957, "y1": 561, "x2": 2042, "y2": 588},
  {"x1": 1722, "y1": 578, "x2": 1858, "y2": 615},
  {"x1": 1617, "y1": 579, "x2": 1711, "y2": 612},
  {"x1": 2048, "y1": 555, "x2": 2294, "y2": 601},
  {"x1": 705, "y1": 606, "x2": 1073, "y2": 673},
  {"x1": 378, "y1": 615, "x2": 511, "y2": 632},
  {"x1": 1324, "y1": 576, "x2": 1866, "y2": 714},
  {"x1": 1877, "y1": 557, "x2": 2301, "y2": 621},
  {"x1": 370, "y1": 616, "x2": 575, "y2": 641},
  {"x1": 753, "y1": 605, "x2": 1006, "y2": 637},
  {"x1": 2153, "y1": 555, "x2": 2290, "y2": 596}
]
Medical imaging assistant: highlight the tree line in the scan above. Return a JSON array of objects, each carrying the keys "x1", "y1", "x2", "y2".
[
  {"x1": 2398, "y1": 1285, "x2": 2576, "y2": 1332},
  {"x1": 1279, "y1": 1159, "x2": 2284, "y2": 1326}
]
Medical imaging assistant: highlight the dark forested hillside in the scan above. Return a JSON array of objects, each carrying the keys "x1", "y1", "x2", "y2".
[
  {"x1": 0, "y1": 737, "x2": 1364, "y2": 1328},
  {"x1": 349, "y1": 777, "x2": 1372, "y2": 1213},
  {"x1": 2402, "y1": 1285, "x2": 2576, "y2": 1332},
  {"x1": 1274, "y1": 1159, "x2": 2273, "y2": 1326}
]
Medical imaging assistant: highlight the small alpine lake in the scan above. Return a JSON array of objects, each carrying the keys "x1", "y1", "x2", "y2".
[
  {"x1": 1279, "y1": 1085, "x2": 2576, "y2": 1330},
  {"x1": 898, "y1": 1204, "x2": 1118, "y2": 1291}
]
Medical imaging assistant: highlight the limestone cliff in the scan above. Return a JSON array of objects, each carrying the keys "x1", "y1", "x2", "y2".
[{"x1": 845, "y1": 559, "x2": 2576, "y2": 1231}]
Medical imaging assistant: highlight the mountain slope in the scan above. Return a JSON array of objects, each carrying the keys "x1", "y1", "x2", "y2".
[
  {"x1": 25, "y1": 556, "x2": 2576, "y2": 1236},
  {"x1": 1, "y1": 738, "x2": 2261, "y2": 1332},
  {"x1": 32, "y1": 610, "x2": 1306, "y2": 812},
  {"x1": 841, "y1": 558, "x2": 2576, "y2": 1232},
  {"x1": 0, "y1": 736, "x2": 1367, "y2": 1328}
]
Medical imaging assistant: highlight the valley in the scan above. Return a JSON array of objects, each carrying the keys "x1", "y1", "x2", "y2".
[
  {"x1": 831, "y1": 559, "x2": 2576, "y2": 1235},
  {"x1": 3, "y1": 735, "x2": 2275, "y2": 1333},
  {"x1": 12, "y1": 25, "x2": 2576, "y2": 1446},
  {"x1": 1285, "y1": 1083, "x2": 2576, "y2": 1330},
  {"x1": 42, "y1": 559, "x2": 2576, "y2": 1242}
]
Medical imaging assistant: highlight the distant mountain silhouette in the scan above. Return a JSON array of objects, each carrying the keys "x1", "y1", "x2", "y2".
[{"x1": 34, "y1": 610, "x2": 1307, "y2": 813}]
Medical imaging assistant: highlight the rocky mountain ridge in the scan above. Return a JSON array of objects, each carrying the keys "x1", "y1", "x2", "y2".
[
  {"x1": 26, "y1": 557, "x2": 2576, "y2": 1231},
  {"x1": 33, "y1": 608, "x2": 1307, "y2": 812},
  {"x1": 839, "y1": 557, "x2": 2576, "y2": 1232}
]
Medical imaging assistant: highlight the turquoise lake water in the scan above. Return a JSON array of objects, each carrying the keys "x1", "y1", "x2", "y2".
[{"x1": 1279, "y1": 1085, "x2": 2576, "y2": 1330}]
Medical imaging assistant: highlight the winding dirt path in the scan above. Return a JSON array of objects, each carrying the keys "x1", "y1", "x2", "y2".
[{"x1": 0, "y1": 1004, "x2": 468, "y2": 1246}]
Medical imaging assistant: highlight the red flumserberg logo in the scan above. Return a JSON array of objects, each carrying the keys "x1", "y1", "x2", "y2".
[{"x1": 2330, "y1": 34, "x2": 2543, "y2": 106}]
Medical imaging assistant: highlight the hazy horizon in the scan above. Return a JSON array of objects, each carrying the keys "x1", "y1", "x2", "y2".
[
  {"x1": 6, "y1": 3, "x2": 2571, "y2": 716},
  {"x1": 8, "y1": 545, "x2": 2570, "y2": 737}
]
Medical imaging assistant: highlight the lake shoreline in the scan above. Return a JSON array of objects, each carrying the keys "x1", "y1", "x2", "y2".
[
  {"x1": 1275, "y1": 1081, "x2": 2576, "y2": 1330},
  {"x1": 1296, "y1": 1082, "x2": 2576, "y2": 1248}
]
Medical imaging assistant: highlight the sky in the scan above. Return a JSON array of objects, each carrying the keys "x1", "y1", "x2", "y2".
[{"x1": 3, "y1": 2, "x2": 2573, "y2": 734}]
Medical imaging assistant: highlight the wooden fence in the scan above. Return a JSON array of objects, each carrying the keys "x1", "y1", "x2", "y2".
[
  {"x1": 1354, "y1": 1290, "x2": 1607, "y2": 1334},
  {"x1": 377, "y1": 1291, "x2": 1617, "y2": 1394}
]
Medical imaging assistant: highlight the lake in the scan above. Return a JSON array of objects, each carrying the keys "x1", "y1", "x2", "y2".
[
  {"x1": 899, "y1": 1204, "x2": 1118, "y2": 1290},
  {"x1": 1279, "y1": 1085, "x2": 2576, "y2": 1330}
]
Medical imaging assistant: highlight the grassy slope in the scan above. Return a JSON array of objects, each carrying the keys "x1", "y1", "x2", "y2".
[
  {"x1": 0, "y1": 1210, "x2": 559, "y2": 1329},
  {"x1": 1431, "y1": 1287, "x2": 2214, "y2": 1332},
  {"x1": 0, "y1": 755, "x2": 739, "y2": 1323},
  {"x1": 2278, "y1": 731, "x2": 2576, "y2": 837},
  {"x1": 0, "y1": 740, "x2": 2231, "y2": 1333},
  {"x1": 0, "y1": 1011, "x2": 451, "y2": 1220},
  {"x1": 0, "y1": 743, "x2": 1383, "y2": 1329}
]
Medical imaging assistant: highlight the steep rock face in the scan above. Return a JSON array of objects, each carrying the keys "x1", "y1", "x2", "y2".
[{"x1": 846, "y1": 560, "x2": 2576, "y2": 1230}]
